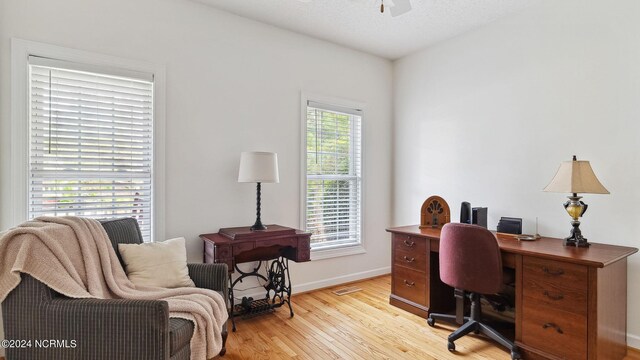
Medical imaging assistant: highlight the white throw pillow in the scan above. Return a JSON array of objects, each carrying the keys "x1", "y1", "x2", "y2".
[{"x1": 118, "y1": 237, "x2": 195, "y2": 288}]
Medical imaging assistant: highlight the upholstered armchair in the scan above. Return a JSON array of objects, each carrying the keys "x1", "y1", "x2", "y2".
[{"x1": 2, "y1": 218, "x2": 228, "y2": 360}]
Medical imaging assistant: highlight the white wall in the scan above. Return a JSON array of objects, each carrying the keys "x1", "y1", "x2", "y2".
[
  {"x1": 0, "y1": 0, "x2": 393, "y2": 349},
  {"x1": 394, "y1": 0, "x2": 640, "y2": 347}
]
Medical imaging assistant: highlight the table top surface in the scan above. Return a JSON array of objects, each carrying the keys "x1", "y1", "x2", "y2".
[
  {"x1": 201, "y1": 224, "x2": 311, "y2": 244},
  {"x1": 387, "y1": 225, "x2": 638, "y2": 268}
]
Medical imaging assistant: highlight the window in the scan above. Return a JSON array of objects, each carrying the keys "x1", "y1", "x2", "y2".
[
  {"x1": 303, "y1": 99, "x2": 362, "y2": 251},
  {"x1": 27, "y1": 56, "x2": 155, "y2": 241}
]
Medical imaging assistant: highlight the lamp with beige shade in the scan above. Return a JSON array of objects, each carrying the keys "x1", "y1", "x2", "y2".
[
  {"x1": 543, "y1": 155, "x2": 609, "y2": 247},
  {"x1": 238, "y1": 151, "x2": 279, "y2": 231}
]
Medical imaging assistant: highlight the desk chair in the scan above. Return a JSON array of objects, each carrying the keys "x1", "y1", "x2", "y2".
[{"x1": 427, "y1": 223, "x2": 521, "y2": 360}]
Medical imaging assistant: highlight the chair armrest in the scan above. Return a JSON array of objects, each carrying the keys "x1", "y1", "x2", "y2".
[
  {"x1": 187, "y1": 263, "x2": 229, "y2": 336},
  {"x1": 49, "y1": 297, "x2": 169, "y2": 323},
  {"x1": 187, "y1": 263, "x2": 228, "y2": 296},
  {"x1": 5, "y1": 298, "x2": 170, "y2": 360}
]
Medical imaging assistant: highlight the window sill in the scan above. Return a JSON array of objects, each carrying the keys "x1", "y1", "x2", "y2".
[{"x1": 310, "y1": 244, "x2": 366, "y2": 261}]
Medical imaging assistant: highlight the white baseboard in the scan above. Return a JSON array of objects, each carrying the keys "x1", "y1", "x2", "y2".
[
  {"x1": 232, "y1": 266, "x2": 391, "y2": 300},
  {"x1": 629, "y1": 333, "x2": 640, "y2": 349},
  {"x1": 294, "y1": 266, "x2": 391, "y2": 294}
]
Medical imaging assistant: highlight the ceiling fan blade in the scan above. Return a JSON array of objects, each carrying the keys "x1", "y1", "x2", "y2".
[{"x1": 390, "y1": 0, "x2": 411, "y2": 17}]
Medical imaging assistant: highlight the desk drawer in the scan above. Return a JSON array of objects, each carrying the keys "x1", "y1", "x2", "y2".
[
  {"x1": 392, "y1": 265, "x2": 426, "y2": 306},
  {"x1": 392, "y1": 234, "x2": 427, "y2": 255},
  {"x1": 522, "y1": 299, "x2": 587, "y2": 360},
  {"x1": 393, "y1": 248, "x2": 427, "y2": 272},
  {"x1": 523, "y1": 274, "x2": 587, "y2": 316},
  {"x1": 523, "y1": 256, "x2": 588, "y2": 292}
]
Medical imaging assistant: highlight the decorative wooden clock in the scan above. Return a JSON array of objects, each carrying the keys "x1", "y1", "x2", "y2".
[{"x1": 420, "y1": 196, "x2": 451, "y2": 229}]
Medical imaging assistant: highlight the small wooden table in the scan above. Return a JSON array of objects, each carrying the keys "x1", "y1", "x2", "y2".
[{"x1": 200, "y1": 225, "x2": 311, "y2": 331}]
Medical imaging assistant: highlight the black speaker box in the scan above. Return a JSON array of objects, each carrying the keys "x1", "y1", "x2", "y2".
[
  {"x1": 460, "y1": 202, "x2": 471, "y2": 224},
  {"x1": 472, "y1": 207, "x2": 488, "y2": 228}
]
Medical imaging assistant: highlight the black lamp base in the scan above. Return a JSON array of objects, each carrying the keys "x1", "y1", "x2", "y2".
[
  {"x1": 564, "y1": 220, "x2": 590, "y2": 247},
  {"x1": 250, "y1": 182, "x2": 267, "y2": 232},
  {"x1": 564, "y1": 237, "x2": 590, "y2": 247},
  {"x1": 250, "y1": 221, "x2": 267, "y2": 232}
]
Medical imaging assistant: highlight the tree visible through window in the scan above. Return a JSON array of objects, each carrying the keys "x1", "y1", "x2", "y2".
[
  {"x1": 304, "y1": 100, "x2": 362, "y2": 250},
  {"x1": 27, "y1": 56, "x2": 154, "y2": 241}
]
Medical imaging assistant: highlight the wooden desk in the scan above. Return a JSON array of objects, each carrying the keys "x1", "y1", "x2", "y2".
[
  {"x1": 387, "y1": 225, "x2": 638, "y2": 360},
  {"x1": 201, "y1": 225, "x2": 311, "y2": 331}
]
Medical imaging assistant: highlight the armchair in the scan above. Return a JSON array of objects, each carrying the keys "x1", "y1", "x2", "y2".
[{"x1": 2, "y1": 218, "x2": 228, "y2": 360}]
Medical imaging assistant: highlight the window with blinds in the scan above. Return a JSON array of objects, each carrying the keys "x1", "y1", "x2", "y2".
[
  {"x1": 304, "y1": 100, "x2": 362, "y2": 250},
  {"x1": 28, "y1": 56, "x2": 154, "y2": 241}
]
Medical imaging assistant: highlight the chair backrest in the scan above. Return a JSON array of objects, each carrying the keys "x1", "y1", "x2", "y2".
[
  {"x1": 99, "y1": 217, "x2": 144, "y2": 268},
  {"x1": 439, "y1": 223, "x2": 503, "y2": 294}
]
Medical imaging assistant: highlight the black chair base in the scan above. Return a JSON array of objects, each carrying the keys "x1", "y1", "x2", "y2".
[{"x1": 427, "y1": 292, "x2": 521, "y2": 360}]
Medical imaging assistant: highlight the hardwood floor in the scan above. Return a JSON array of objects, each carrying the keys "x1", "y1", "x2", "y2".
[
  {"x1": 0, "y1": 276, "x2": 637, "y2": 360},
  {"x1": 224, "y1": 275, "x2": 640, "y2": 360}
]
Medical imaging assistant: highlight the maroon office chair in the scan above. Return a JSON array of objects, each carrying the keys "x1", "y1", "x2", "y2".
[{"x1": 427, "y1": 223, "x2": 521, "y2": 360}]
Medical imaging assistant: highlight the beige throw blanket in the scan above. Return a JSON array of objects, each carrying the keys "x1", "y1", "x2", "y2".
[{"x1": 0, "y1": 216, "x2": 228, "y2": 360}]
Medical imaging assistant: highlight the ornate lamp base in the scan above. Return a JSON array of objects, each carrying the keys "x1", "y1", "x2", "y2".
[
  {"x1": 564, "y1": 219, "x2": 590, "y2": 247},
  {"x1": 563, "y1": 194, "x2": 590, "y2": 248}
]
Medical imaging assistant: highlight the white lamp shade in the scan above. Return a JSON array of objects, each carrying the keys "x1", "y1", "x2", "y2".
[
  {"x1": 543, "y1": 159, "x2": 609, "y2": 194},
  {"x1": 238, "y1": 152, "x2": 280, "y2": 183}
]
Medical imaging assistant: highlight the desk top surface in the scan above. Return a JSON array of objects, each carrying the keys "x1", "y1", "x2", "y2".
[{"x1": 387, "y1": 225, "x2": 638, "y2": 268}]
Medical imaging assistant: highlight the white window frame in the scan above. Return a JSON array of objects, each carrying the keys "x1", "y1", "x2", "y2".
[
  {"x1": 11, "y1": 39, "x2": 166, "y2": 241},
  {"x1": 300, "y1": 92, "x2": 366, "y2": 260}
]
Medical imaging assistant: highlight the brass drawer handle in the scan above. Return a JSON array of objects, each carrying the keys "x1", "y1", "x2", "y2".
[
  {"x1": 403, "y1": 280, "x2": 415, "y2": 287},
  {"x1": 542, "y1": 267, "x2": 565, "y2": 276},
  {"x1": 542, "y1": 322, "x2": 564, "y2": 334},
  {"x1": 403, "y1": 239, "x2": 415, "y2": 247},
  {"x1": 543, "y1": 290, "x2": 564, "y2": 301},
  {"x1": 403, "y1": 256, "x2": 415, "y2": 263}
]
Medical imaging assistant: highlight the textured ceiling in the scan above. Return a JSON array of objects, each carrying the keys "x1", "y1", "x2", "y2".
[{"x1": 193, "y1": 0, "x2": 538, "y2": 59}]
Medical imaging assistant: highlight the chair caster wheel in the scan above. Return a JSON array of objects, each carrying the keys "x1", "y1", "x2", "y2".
[
  {"x1": 511, "y1": 350, "x2": 521, "y2": 359},
  {"x1": 447, "y1": 341, "x2": 455, "y2": 352},
  {"x1": 427, "y1": 317, "x2": 435, "y2": 327}
]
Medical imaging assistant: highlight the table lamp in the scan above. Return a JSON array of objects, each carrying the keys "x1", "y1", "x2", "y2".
[
  {"x1": 238, "y1": 151, "x2": 279, "y2": 231},
  {"x1": 543, "y1": 155, "x2": 609, "y2": 247}
]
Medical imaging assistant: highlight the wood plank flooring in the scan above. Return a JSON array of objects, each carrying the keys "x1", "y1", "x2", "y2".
[
  {"x1": 0, "y1": 276, "x2": 637, "y2": 360},
  {"x1": 224, "y1": 275, "x2": 640, "y2": 360}
]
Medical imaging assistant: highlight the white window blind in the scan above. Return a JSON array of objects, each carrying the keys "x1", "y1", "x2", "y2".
[
  {"x1": 304, "y1": 100, "x2": 362, "y2": 250},
  {"x1": 28, "y1": 56, "x2": 154, "y2": 241}
]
